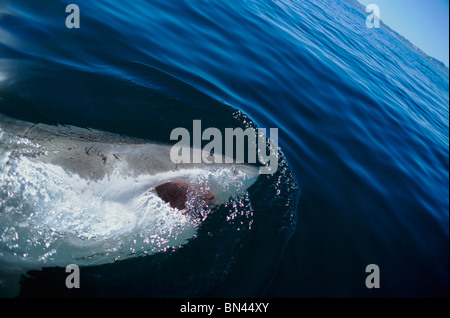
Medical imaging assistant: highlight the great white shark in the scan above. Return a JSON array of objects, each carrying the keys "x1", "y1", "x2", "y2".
[{"x1": 0, "y1": 114, "x2": 259, "y2": 296}]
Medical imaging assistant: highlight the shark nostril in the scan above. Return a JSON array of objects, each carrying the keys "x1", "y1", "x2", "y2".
[{"x1": 155, "y1": 181, "x2": 189, "y2": 210}]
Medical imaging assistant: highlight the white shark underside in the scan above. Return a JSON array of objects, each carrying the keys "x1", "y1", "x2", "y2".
[{"x1": 0, "y1": 114, "x2": 259, "y2": 296}]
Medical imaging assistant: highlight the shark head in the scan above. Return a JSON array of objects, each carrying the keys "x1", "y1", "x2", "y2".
[{"x1": 0, "y1": 116, "x2": 261, "y2": 296}]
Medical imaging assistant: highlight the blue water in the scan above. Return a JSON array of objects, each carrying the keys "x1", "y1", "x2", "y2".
[{"x1": 0, "y1": 0, "x2": 448, "y2": 297}]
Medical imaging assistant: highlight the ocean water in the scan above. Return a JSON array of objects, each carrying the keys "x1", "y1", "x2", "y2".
[{"x1": 0, "y1": 0, "x2": 448, "y2": 297}]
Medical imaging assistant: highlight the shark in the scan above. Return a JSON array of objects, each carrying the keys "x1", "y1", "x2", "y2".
[{"x1": 0, "y1": 114, "x2": 259, "y2": 296}]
